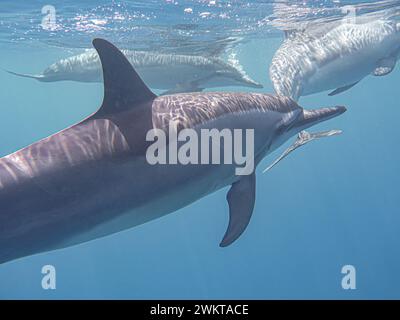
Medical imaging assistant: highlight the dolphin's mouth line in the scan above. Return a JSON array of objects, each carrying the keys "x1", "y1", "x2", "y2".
[{"x1": 294, "y1": 106, "x2": 347, "y2": 131}]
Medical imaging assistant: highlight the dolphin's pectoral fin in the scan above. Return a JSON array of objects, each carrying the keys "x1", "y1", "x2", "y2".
[
  {"x1": 263, "y1": 129, "x2": 342, "y2": 173},
  {"x1": 328, "y1": 81, "x2": 360, "y2": 96},
  {"x1": 220, "y1": 172, "x2": 256, "y2": 247},
  {"x1": 372, "y1": 57, "x2": 396, "y2": 76},
  {"x1": 91, "y1": 38, "x2": 156, "y2": 116}
]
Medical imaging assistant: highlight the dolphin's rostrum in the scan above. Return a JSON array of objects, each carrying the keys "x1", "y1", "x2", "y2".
[{"x1": 0, "y1": 39, "x2": 346, "y2": 264}]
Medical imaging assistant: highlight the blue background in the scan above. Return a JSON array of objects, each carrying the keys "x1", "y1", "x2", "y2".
[{"x1": 0, "y1": 1, "x2": 399, "y2": 299}]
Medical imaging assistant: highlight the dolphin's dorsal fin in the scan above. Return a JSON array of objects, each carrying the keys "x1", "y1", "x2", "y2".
[
  {"x1": 220, "y1": 172, "x2": 256, "y2": 247},
  {"x1": 92, "y1": 38, "x2": 156, "y2": 116}
]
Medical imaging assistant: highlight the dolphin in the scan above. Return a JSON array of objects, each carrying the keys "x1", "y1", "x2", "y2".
[
  {"x1": 0, "y1": 39, "x2": 346, "y2": 264},
  {"x1": 263, "y1": 129, "x2": 342, "y2": 173},
  {"x1": 5, "y1": 48, "x2": 263, "y2": 94},
  {"x1": 269, "y1": 18, "x2": 400, "y2": 101}
]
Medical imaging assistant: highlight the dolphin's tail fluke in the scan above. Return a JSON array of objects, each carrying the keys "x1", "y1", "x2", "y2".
[
  {"x1": 294, "y1": 106, "x2": 346, "y2": 132},
  {"x1": 3, "y1": 69, "x2": 45, "y2": 81}
]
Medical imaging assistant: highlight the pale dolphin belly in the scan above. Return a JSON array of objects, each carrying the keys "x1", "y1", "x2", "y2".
[
  {"x1": 303, "y1": 51, "x2": 376, "y2": 95},
  {"x1": 136, "y1": 65, "x2": 213, "y2": 89}
]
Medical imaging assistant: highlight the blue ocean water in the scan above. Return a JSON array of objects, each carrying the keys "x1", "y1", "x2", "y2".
[{"x1": 0, "y1": 0, "x2": 400, "y2": 299}]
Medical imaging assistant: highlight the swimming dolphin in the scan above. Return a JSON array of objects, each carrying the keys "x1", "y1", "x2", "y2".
[
  {"x1": 6, "y1": 48, "x2": 263, "y2": 94},
  {"x1": 263, "y1": 129, "x2": 342, "y2": 173},
  {"x1": 0, "y1": 39, "x2": 345, "y2": 264},
  {"x1": 270, "y1": 18, "x2": 400, "y2": 100}
]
